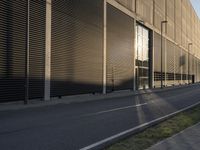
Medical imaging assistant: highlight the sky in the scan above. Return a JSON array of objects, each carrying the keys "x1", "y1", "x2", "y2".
[{"x1": 190, "y1": 0, "x2": 200, "y2": 19}]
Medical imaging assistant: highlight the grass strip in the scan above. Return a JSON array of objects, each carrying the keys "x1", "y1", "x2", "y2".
[{"x1": 105, "y1": 104, "x2": 200, "y2": 150}]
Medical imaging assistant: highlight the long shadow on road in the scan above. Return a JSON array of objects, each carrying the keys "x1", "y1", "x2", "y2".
[{"x1": 0, "y1": 84, "x2": 200, "y2": 150}]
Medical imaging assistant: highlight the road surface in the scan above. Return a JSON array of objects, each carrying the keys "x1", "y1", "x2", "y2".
[{"x1": 0, "y1": 84, "x2": 200, "y2": 150}]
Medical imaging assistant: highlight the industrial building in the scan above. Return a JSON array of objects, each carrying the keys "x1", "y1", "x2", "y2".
[{"x1": 0, "y1": 0, "x2": 200, "y2": 102}]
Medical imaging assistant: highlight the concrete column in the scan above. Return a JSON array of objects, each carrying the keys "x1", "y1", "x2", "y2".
[
  {"x1": 198, "y1": 61, "x2": 199, "y2": 82},
  {"x1": 181, "y1": 49, "x2": 183, "y2": 84},
  {"x1": 196, "y1": 59, "x2": 198, "y2": 82},
  {"x1": 164, "y1": 38, "x2": 167, "y2": 86},
  {"x1": 133, "y1": 19, "x2": 137, "y2": 91},
  {"x1": 195, "y1": 57, "x2": 197, "y2": 82},
  {"x1": 103, "y1": 0, "x2": 107, "y2": 94},
  {"x1": 44, "y1": 0, "x2": 52, "y2": 100},
  {"x1": 174, "y1": 45, "x2": 175, "y2": 85},
  {"x1": 152, "y1": 31, "x2": 155, "y2": 88}
]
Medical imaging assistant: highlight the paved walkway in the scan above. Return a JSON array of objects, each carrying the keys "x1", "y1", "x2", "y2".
[
  {"x1": 148, "y1": 123, "x2": 200, "y2": 150},
  {"x1": 0, "y1": 84, "x2": 197, "y2": 112}
]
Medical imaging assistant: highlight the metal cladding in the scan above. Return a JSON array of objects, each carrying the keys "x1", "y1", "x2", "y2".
[
  {"x1": 116, "y1": 0, "x2": 200, "y2": 57},
  {"x1": 0, "y1": 0, "x2": 200, "y2": 102},
  {"x1": 137, "y1": 0, "x2": 153, "y2": 25},
  {"x1": 174, "y1": 46, "x2": 182, "y2": 85},
  {"x1": 0, "y1": 1, "x2": 27, "y2": 102},
  {"x1": 115, "y1": 0, "x2": 135, "y2": 11},
  {"x1": 51, "y1": 0, "x2": 103, "y2": 97},
  {"x1": 0, "y1": 1, "x2": 46, "y2": 102},
  {"x1": 106, "y1": 4, "x2": 134, "y2": 92},
  {"x1": 166, "y1": 40, "x2": 175, "y2": 85},
  {"x1": 29, "y1": 0, "x2": 46, "y2": 99}
]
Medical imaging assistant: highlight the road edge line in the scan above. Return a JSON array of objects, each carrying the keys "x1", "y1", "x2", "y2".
[{"x1": 80, "y1": 100, "x2": 200, "y2": 150}]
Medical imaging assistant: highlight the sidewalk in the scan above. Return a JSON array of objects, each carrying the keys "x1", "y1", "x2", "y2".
[
  {"x1": 148, "y1": 122, "x2": 200, "y2": 150},
  {"x1": 0, "y1": 83, "x2": 198, "y2": 112}
]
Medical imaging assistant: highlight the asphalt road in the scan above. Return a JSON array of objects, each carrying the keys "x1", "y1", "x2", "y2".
[{"x1": 0, "y1": 84, "x2": 200, "y2": 150}]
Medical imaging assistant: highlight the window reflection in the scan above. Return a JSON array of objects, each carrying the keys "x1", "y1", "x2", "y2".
[{"x1": 136, "y1": 24, "x2": 150, "y2": 89}]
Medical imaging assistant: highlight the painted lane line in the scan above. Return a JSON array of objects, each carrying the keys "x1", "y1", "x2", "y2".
[
  {"x1": 80, "y1": 100, "x2": 200, "y2": 150},
  {"x1": 83, "y1": 89, "x2": 200, "y2": 118},
  {"x1": 83, "y1": 103, "x2": 148, "y2": 117}
]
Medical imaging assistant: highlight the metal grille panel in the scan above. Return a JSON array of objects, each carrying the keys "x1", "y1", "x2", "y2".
[
  {"x1": 29, "y1": 0, "x2": 46, "y2": 99},
  {"x1": 51, "y1": 0, "x2": 103, "y2": 97},
  {"x1": 166, "y1": 40, "x2": 175, "y2": 85},
  {"x1": 137, "y1": 0, "x2": 153, "y2": 24},
  {"x1": 115, "y1": 0, "x2": 135, "y2": 11},
  {"x1": 0, "y1": 1, "x2": 27, "y2": 102},
  {"x1": 107, "y1": 4, "x2": 134, "y2": 92}
]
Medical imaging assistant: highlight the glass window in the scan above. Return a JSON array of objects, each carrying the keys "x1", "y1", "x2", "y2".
[{"x1": 136, "y1": 24, "x2": 150, "y2": 89}]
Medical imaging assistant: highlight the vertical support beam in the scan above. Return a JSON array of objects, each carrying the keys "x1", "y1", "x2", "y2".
[
  {"x1": 133, "y1": 19, "x2": 137, "y2": 91},
  {"x1": 196, "y1": 58, "x2": 198, "y2": 82},
  {"x1": 25, "y1": 0, "x2": 30, "y2": 104},
  {"x1": 188, "y1": 48, "x2": 190, "y2": 84},
  {"x1": 103, "y1": 0, "x2": 107, "y2": 94},
  {"x1": 174, "y1": 45, "x2": 175, "y2": 85},
  {"x1": 152, "y1": 31, "x2": 155, "y2": 88},
  {"x1": 160, "y1": 21, "x2": 168, "y2": 88},
  {"x1": 164, "y1": 38, "x2": 167, "y2": 86},
  {"x1": 153, "y1": 0, "x2": 155, "y2": 26},
  {"x1": 197, "y1": 60, "x2": 199, "y2": 82},
  {"x1": 181, "y1": 48, "x2": 183, "y2": 84},
  {"x1": 188, "y1": 43, "x2": 192, "y2": 84},
  {"x1": 44, "y1": 0, "x2": 52, "y2": 100},
  {"x1": 135, "y1": 0, "x2": 137, "y2": 14},
  {"x1": 161, "y1": 26, "x2": 163, "y2": 88},
  {"x1": 195, "y1": 57, "x2": 196, "y2": 82}
]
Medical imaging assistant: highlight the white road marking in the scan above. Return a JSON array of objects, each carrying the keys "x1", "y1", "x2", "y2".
[
  {"x1": 80, "y1": 101, "x2": 200, "y2": 150},
  {"x1": 83, "y1": 103, "x2": 148, "y2": 117}
]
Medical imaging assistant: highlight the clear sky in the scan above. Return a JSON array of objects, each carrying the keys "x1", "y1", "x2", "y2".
[{"x1": 190, "y1": 0, "x2": 200, "y2": 19}]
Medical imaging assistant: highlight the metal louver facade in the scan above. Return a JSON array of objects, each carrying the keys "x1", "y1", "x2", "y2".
[
  {"x1": 182, "y1": 50, "x2": 188, "y2": 84},
  {"x1": 106, "y1": 4, "x2": 134, "y2": 92},
  {"x1": 174, "y1": 46, "x2": 182, "y2": 85},
  {"x1": 0, "y1": 1, "x2": 27, "y2": 102},
  {"x1": 153, "y1": 32, "x2": 166, "y2": 87},
  {"x1": 166, "y1": 40, "x2": 175, "y2": 85},
  {"x1": 51, "y1": 0, "x2": 103, "y2": 97},
  {"x1": 0, "y1": 0, "x2": 200, "y2": 103},
  {"x1": 29, "y1": 0, "x2": 46, "y2": 99}
]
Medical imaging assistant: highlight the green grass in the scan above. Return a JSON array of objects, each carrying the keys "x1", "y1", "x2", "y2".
[{"x1": 105, "y1": 104, "x2": 200, "y2": 150}]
